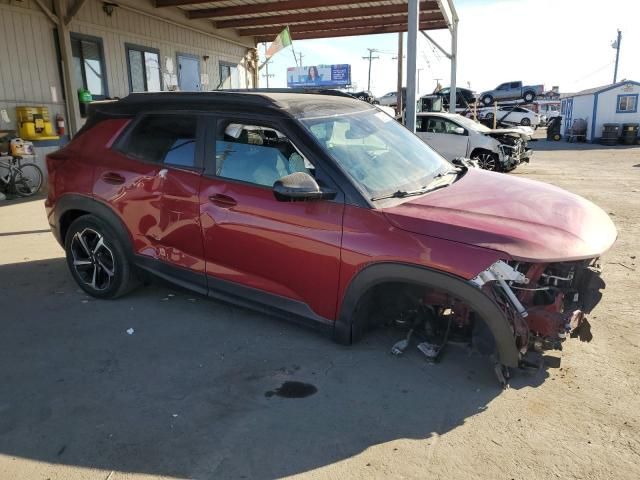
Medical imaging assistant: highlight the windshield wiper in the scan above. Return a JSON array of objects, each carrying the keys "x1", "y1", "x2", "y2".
[{"x1": 370, "y1": 169, "x2": 462, "y2": 202}]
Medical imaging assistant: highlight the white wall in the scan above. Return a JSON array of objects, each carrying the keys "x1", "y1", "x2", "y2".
[
  {"x1": 593, "y1": 84, "x2": 640, "y2": 140},
  {"x1": 561, "y1": 94, "x2": 594, "y2": 139}
]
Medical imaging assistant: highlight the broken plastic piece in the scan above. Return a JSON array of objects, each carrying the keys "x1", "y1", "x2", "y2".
[
  {"x1": 126, "y1": 328, "x2": 135, "y2": 335},
  {"x1": 417, "y1": 342, "x2": 439, "y2": 359},
  {"x1": 391, "y1": 329, "x2": 414, "y2": 356}
]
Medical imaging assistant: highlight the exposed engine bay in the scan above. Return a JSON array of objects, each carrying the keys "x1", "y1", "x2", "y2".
[
  {"x1": 384, "y1": 259, "x2": 605, "y2": 386},
  {"x1": 486, "y1": 131, "x2": 533, "y2": 170}
]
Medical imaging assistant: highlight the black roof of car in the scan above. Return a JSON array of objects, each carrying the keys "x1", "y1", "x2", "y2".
[{"x1": 87, "y1": 89, "x2": 374, "y2": 120}]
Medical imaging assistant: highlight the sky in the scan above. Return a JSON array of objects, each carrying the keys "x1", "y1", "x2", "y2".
[{"x1": 258, "y1": 0, "x2": 640, "y2": 97}]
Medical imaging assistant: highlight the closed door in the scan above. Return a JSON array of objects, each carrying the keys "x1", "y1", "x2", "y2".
[
  {"x1": 416, "y1": 117, "x2": 469, "y2": 160},
  {"x1": 199, "y1": 118, "x2": 344, "y2": 320},
  {"x1": 178, "y1": 54, "x2": 200, "y2": 91}
]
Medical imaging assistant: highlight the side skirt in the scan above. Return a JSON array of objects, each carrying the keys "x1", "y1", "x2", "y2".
[{"x1": 133, "y1": 255, "x2": 334, "y2": 336}]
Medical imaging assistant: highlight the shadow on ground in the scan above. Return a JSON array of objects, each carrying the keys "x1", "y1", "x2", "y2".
[{"x1": 0, "y1": 258, "x2": 549, "y2": 479}]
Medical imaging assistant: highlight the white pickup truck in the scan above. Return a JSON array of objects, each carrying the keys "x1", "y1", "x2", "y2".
[{"x1": 479, "y1": 81, "x2": 544, "y2": 106}]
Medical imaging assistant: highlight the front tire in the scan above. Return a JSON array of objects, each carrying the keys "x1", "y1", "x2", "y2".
[
  {"x1": 65, "y1": 215, "x2": 138, "y2": 299},
  {"x1": 482, "y1": 95, "x2": 494, "y2": 106},
  {"x1": 471, "y1": 151, "x2": 499, "y2": 171},
  {"x1": 523, "y1": 91, "x2": 535, "y2": 103},
  {"x1": 521, "y1": 117, "x2": 532, "y2": 126}
]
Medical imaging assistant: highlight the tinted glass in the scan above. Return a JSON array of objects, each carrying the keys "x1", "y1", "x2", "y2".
[
  {"x1": 122, "y1": 115, "x2": 197, "y2": 167},
  {"x1": 215, "y1": 122, "x2": 312, "y2": 187},
  {"x1": 128, "y1": 49, "x2": 145, "y2": 92}
]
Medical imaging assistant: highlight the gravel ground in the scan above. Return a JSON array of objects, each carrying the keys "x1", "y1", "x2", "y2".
[{"x1": 0, "y1": 139, "x2": 638, "y2": 480}]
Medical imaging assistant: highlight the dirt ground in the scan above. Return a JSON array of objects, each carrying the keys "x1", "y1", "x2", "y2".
[{"x1": 0, "y1": 138, "x2": 639, "y2": 480}]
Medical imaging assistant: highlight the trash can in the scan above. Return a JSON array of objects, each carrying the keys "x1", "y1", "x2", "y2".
[
  {"x1": 546, "y1": 116, "x2": 562, "y2": 141},
  {"x1": 601, "y1": 123, "x2": 620, "y2": 146},
  {"x1": 622, "y1": 123, "x2": 639, "y2": 145}
]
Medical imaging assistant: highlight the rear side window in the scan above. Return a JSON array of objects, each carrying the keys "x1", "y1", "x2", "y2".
[{"x1": 120, "y1": 115, "x2": 198, "y2": 167}]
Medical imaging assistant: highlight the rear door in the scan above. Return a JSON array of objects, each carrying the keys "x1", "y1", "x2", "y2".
[
  {"x1": 198, "y1": 116, "x2": 344, "y2": 321},
  {"x1": 101, "y1": 113, "x2": 206, "y2": 288}
]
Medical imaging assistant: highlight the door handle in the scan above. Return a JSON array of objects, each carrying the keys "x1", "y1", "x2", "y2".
[
  {"x1": 102, "y1": 172, "x2": 125, "y2": 185},
  {"x1": 208, "y1": 193, "x2": 237, "y2": 208}
]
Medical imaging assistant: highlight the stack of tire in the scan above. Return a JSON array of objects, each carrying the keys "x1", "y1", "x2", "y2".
[
  {"x1": 600, "y1": 123, "x2": 620, "y2": 146},
  {"x1": 622, "y1": 123, "x2": 639, "y2": 145}
]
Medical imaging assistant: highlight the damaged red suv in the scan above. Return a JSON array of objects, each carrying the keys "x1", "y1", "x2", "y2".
[{"x1": 45, "y1": 91, "x2": 616, "y2": 382}]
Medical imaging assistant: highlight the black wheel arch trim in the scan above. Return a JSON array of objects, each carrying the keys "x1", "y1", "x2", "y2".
[
  {"x1": 334, "y1": 262, "x2": 520, "y2": 368},
  {"x1": 52, "y1": 194, "x2": 134, "y2": 255}
]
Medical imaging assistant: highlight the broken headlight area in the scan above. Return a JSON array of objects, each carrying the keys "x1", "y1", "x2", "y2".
[{"x1": 475, "y1": 259, "x2": 604, "y2": 353}]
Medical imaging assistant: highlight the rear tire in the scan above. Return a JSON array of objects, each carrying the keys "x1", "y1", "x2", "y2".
[
  {"x1": 482, "y1": 95, "x2": 494, "y2": 106},
  {"x1": 64, "y1": 214, "x2": 138, "y2": 299},
  {"x1": 13, "y1": 163, "x2": 43, "y2": 197}
]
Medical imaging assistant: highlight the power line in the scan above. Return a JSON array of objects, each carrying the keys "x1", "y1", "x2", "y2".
[{"x1": 362, "y1": 48, "x2": 380, "y2": 91}]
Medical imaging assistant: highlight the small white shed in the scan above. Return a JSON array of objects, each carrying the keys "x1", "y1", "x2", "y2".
[{"x1": 560, "y1": 80, "x2": 640, "y2": 142}]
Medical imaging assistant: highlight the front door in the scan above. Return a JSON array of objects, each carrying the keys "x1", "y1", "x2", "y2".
[
  {"x1": 98, "y1": 113, "x2": 206, "y2": 288},
  {"x1": 177, "y1": 54, "x2": 200, "y2": 91},
  {"x1": 199, "y1": 118, "x2": 344, "y2": 321},
  {"x1": 416, "y1": 116, "x2": 469, "y2": 160}
]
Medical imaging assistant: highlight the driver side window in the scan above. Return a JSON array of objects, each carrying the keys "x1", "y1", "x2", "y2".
[{"x1": 215, "y1": 121, "x2": 313, "y2": 187}]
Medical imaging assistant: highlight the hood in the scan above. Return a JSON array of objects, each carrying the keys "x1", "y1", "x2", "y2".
[
  {"x1": 382, "y1": 169, "x2": 617, "y2": 262},
  {"x1": 484, "y1": 128, "x2": 532, "y2": 140}
]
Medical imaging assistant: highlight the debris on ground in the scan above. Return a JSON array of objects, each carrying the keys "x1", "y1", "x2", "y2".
[{"x1": 126, "y1": 328, "x2": 135, "y2": 335}]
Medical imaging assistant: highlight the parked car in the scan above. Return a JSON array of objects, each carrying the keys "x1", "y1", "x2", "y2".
[
  {"x1": 479, "y1": 106, "x2": 542, "y2": 127},
  {"x1": 480, "y1": 81, "x2": 544, "y2": 106},
  {"x1": 377, "y1": 88, "x2": 406, "y2": 107},
  {"x1": 415, "y1": 112, "x2": 532, "y2": 171},
  {"x1": 435, "y1": 87, "x2": 477, "y2": 108},
  {"x1": 45, "y1": 91, "x2": 615, "y2": 383},
  {"x1": 352, "y1": 90, "x2": 378, "y2": 104}
]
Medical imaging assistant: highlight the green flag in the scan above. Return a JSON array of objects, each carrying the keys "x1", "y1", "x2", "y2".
[{"x1": 266, "y1": 27, "x2": 292, "y2": 59}]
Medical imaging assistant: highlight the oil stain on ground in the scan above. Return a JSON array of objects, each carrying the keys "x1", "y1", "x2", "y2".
[{"x1": 265, "y1": 381, "x2": 317, "y2": 399}]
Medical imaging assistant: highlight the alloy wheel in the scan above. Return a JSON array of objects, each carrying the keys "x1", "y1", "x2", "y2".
[
  {"x1": 473, "y1": 153, "x2": 497, "y2": 171},
  {"x1": 70, "y1": 228, "x2": 115, "y2": 291}
]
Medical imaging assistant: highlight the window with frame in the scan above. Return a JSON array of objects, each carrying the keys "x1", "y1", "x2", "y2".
[
  {"x1": 121, "y1": 115, "x2": 198, "y2": 168},
  {"x1": 418, "y1": 117, "x2": 463, "y2": 135},
  {"x1": 219, "y1": 62, "x2": 240, "y2": 89},
  {"x1": 617, "y1": 94, "x2": 638, "y2": 113},
  {"x1": 126, "y1": 45, "x2": 161, "y2": 93},
  {"x1": 215, "y1": 121, "x2": 313, "y2": 187},
  {"x1": 71, "y1": 34, "x2": 107, "y2": 97}
]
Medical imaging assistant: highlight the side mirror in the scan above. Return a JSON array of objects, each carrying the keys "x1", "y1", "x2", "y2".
[
  {"x1": 453, "y1": 126, "x2": 466, "y2": 135},
  {"x1": 273, "y1": 172, "x2": 335, "y2": 201}
]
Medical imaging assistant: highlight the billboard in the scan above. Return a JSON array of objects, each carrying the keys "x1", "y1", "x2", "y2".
[{"x1": 287, "y1": 64, "x2": 351, "y2": 88}]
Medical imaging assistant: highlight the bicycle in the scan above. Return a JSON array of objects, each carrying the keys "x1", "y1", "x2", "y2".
[{"x1": 0, "y1": 154, "x2": 43, "y2": 197}]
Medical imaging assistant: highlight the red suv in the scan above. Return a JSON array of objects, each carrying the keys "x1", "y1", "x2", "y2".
[{"x1": 45, "y1": 91, "x2": 616, "y2": 380}]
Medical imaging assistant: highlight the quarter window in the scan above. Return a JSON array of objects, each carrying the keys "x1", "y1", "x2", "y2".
[
  {"x1": 617, "y1": 94, "x2": 638, "y2": 113},
  {"x1": 126, "y1": 45, "x2": 161, "y2": 93},
  {"x1": 215, "y1": 122, "x2": 313, "y2": 187},
  {"x1": 219, "y1": 62, "x2": 240, "y2": 89},
  {"x1": 121, "y1": 115, "x2": 198, "y2": 168},
  {"x1": 71, "y1": 34, "x2": 107, "y2": 97}
]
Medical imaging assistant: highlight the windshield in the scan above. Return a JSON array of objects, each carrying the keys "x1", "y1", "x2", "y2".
[
  {"x1": 300, "y1": 109, "x2": 449, "y2": 199},
  {"x1": 452, "y1": 115, "x2": 491, "y2": 132}
]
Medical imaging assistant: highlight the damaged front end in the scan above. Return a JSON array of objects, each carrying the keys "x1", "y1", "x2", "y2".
[
  {"x1": 493, "y1": 134, "x2": 532, "y2": 170},
  {"x1": 471, "y1": 259, "x2": 605, "y2": 362}
]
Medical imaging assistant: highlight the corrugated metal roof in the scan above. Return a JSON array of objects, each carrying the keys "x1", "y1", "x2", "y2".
[
  {"x1": 154, "y1": 0, "x2": 449, "y2": 41},
  {"x1": 563, "y1": 80, "x2": 640, "y2": 98}
]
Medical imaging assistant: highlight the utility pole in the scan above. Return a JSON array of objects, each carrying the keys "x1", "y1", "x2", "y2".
[
  {"x1": 262, "y1": 43, "x2": 274, "y2": 87},
  {"x1": 362, "y1": 48, "x2": 380, "y2": 91},
  {"x1": 297, "y1": 52, "x2": 304, "y2": 68},
  {"x1": 396, "y1": 33, "x2": 403, "y2": 116},
  {"x1": 613, "y1": 29, "x2": 622, "y2": 83}
]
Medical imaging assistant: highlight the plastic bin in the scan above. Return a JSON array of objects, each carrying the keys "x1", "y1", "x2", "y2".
[
  {"x1": 601, "y1": 123, "x2": 620, "y2": 146},
  {"x1": 622, "y1": 123, "x2": 639, "y2": 145}
]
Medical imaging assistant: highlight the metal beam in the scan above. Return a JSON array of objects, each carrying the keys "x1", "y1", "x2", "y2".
[
  {"x1": 254, "y1": 20, "x2": 445, "y2": 43},
  {"x1": 188, "y1": 0, "x2": 403, "y2": 19},
  {"x1": 34, "y1": 0, "x2": 59, "y2": 25},
  {"x1": 53, "y1": 0, "x2": 81, "y2": 135},
  {"x1": 447, "y1": 0, "x2": 459, "y2": 112},
  {"x1": 65, "y1": 0, "x2": 88, "y2": 25},
  {"x1": 420, "y1": 30, "x2": 451, "y2": 59},
  {"x1": 238, "y1": 13, "x2": 440, "y2": 37},
  {"x1": 215, "y1": 2, "x2": 438, "y2": 29},
  {"x1": 406, "y1": 0, "x2": 419, "y2": 132},
  {"x1": 156, "y1": 0, "x2": 231, "y2": 7}
]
